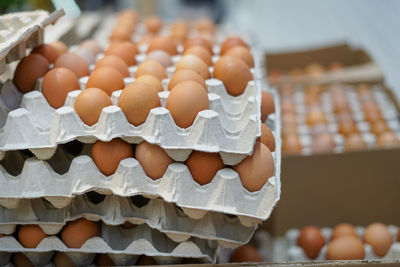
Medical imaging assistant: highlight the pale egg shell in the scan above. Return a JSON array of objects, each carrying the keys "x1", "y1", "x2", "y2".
[
  {"x1": 74, "y1": 88, "x2": 112, "y2": 126},
  {"x1": 54, "y1": 52, "x2": 90, "y2": 78},
  {"x1": 168, "y1": 69, "x2": 207, "y2": 91},
  {"x1": 135, "y1": 141, "x2": 173, "y2": 180},
  {"x1": 41, "y1": 67, "x2": 80, "y2": 108},
  {"x1": 258, "y1": 123, "x2": 275, "y2": 152},
  {"x1": 220, "y1": 37, "x2": 249, "y2": 55},
  {"x1": 145, "y1": 15, "x2": 163, "y2": 33},
  {"x1": 186, "y1": 151, "x2": 225, "y2": 185},
  {"x1": 297, "y1": 226, "x2": 325, "y2": 259},
  {"x1": 166, "y1": 80, "x2": 209, "y2": 128},
  {"x1": 230, "y1": 245, "x2": 261, "y2": 263},
  {"x1": 86, "y1": 66, "x2": 125, "y2": 96},
  {"x1": 176, "y1": 54, "x2": 210, "y2": 80},
  {"x1": 224, "y1": 46, "x2": 254, "y2": 68},
  {"x1": 331, "y1": 223, "x2": 358, "y2": 240},
  {"x1": 13, "y1": 253, "x2": 34, "y2": 267},
  {"x1": 135, "y1": 59, "x2": 167, "y2": 81},
  {"x1": 91, "y1": 138, "x2": 134, "y2": 176},
  {"x1": 135, "y1": 75, "x2": 164, "y2": 92},
  {"x1": 326, "y1": 236, "x2": 365, "y2": 260},
  {"x1": 183, "y1": 37, "x2": 213, "y2": 54},
  {"x1": 233, "y1": 142, "x2": 274, "y2": 192},
  {"x1": 61, "y1": 218, "x2": 101, "y2": 248},
  {"x1": 95, "y1": 254, "x2": 116, "y2": 266},
  {"x1": 95, "y1": 55, "x2": 130, "y2": 77},
  {"x1": 146, "y1": 50, "x2": 173, "y2": 68},
  {"x1": 53, "y1": 252, "x2": 76, "y2": 267},
  {"x1": 31, "y1": 44, "x2": 59, "y2": 63},
  {"x1": 18, "y1": 225, "x2": 47, "y2": 248},
  {"x1": 147, "y1": 36, "x2": 178, "y2": 55},
  {"x1": 80, "y1": 39, "x2": 103, "y2": 55},
  {"x1": 105, "y1": 41, "x2": 138, "y2": 66},
  {"x1": 118, "y1": 81, "x2": 161, "y2": 126},
  {"x1": 183, "y1": 46, "x2": 212, "y2": 66},
  {"x1": 261, "y1": 91, "x2": 275, "y2": 121},
  {"x1": 311, "y1": 133, "x2": 335, "y2": 154}
]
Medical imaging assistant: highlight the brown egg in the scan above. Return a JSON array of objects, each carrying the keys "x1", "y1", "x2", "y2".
[
  {"x1": 13, "y1": 253, "x2": 34, "y2": 267},
  {"x1": 364, "y1": 223, "x2": 393, "y2": 257},
  {"x1": 370, "y1": 120, "x2": 390, "y2": 136},
  {"x1": 86, "y1": 66, "x2": 125, "y2": 96},
  {"x1": 41, "y1": 67, "x2": 80, "y2": 108},
  {"x1": 282, "y1": 124, "x2": 298, "y2": 137},
  {"x1": 195, "y1": 18, "x2": 216, "y2": 34},
  {"x1": 331, "y1": 223, "x2": 358, "y2": 240},
  {"x1": 176, "y1": 55, "x2": 210, "y2": 80},
  {"x1": 183, "y1": 46, "x2": 212, "y2": 66},
  {"x1": 168, "y1": 69, "x2": 207, "y2": 91},
  {"x1": 31, "y1": 44, "x2": 59, "y2": 63},
  {"x1": 258, "y1": 123, "x2": 275, "y2": 152},
  {"x1": 95, "y1": 55, "x2": 129, "y2": 77},
  {"x1": 147, "y1": 36, "x2": 178, "y2": 55},
  {"x1": 105, "y1": 41, "x2": 138, "y2": 66},
  {"x1": 135, "y1": 59, "x2": 167, "y2": 81},
  {"x1": 145, "y1": 15, "x2": 163, "y2": 33},
  {"x1": 305, "y1": 63, "x2": 325, "y2": 78},
  {"x1": 95, "y1": 254, "x2": 115, "y2": 266},
  {"x1": 326, "y1": 235, "x2": 364, "y2": 260},
  {"x1": 49, "y1": 41, "x2": 68, "y2": 56},
  {"x1": 80, "y1": 40, "x2": 103, "y2": 55},
  {"x1": 312, "y1": 133, "x2": 335, "y2": 154},
  {"x1": 336, "y1": 111, "x2": 353, "y2": 123},
  {"x1": 230, "y1": 245, "x2": 261, "y2": 263},
  {"x1": 267, "y1": 69, "x2": 282, "y2": 85},
  {"x1": 282, "y1": 133, "x2": 302, "y2": 154},
  {"x1": 170, "y1": 29, "x2": 187, "y2": 44},
  {"x1": 135, "y1": 75, "x2": 163, "y2": 92},
  {"x1": 135, "y1": 141, "x2": 173, "y2": 180},
  {"x1": 305, "y1": 93, "x2": 320, "y2": 106},
  {"x1": 74, "y1": 88, "x2": 112, "y2": 126},
  {"x1": 166, "y1": 81, "x2": 209, "y2": 128},
  {"x1": 282, "y1": 112, "x2": 298, "y2": 126},
  {"x1": 345, "y1": 133, "x2": 367, "y2": 151},
  {"x1": 186, "y1": 151, "x2": 225, "y2": 185},
  {"x1": 213, "y1": 56, "x2": 252, "y2": 96},
  {"x1": 138, "y1": 33, "x2": 155, "y2": 47},
  {"x1": 110, "y1": 27, "x2": 132, "y2": 42},
  {"x1": 147, "y1": 50, "x2": 173, "y2": 68},
  {"x1": 306, "y1": 109, "x2": 327, "y2": 126},
  {"x1": 363, "y1": 102, "x2": 383, "y2": 123},
  {"x1": 118, "y1": 81, "x2": 161, "y2": 126},
  {"x1": 311, "y1": 124, "x2": 330, "y2": 137},
  {"x1": 281, "y1": 99, "x2": 297, "y2": 115},
  {"x1": 289, "y1": 68, "x2": 303, "y2": 82},
  {"x1": 53, "y1": 252, "x2": 76, "y2": 267},
  {"x1": 329, "y1": 61, "x2": 344, "y2": 72},
  {"x1": 183, "y1": 37, "x2": 213, "y2": 54},
  {"x1": 224, "y1": 46, "x2": 254, "y2": 68},
  {"x1": 220, "y1": 37, "x2": 249, "y2": 55},
  {"x1": 333, "y1": 97, "x2": 350, "y2": 114},
  {"x1": 261, "y1": 91, "x2": 275, "y2": 121},
  {"x1": 61, "y1": 218, "x2": 100, "y2": 248},
  {"x1": 338, "y1": 120, "x2": 359, "y2": 136},
  {"x1": 138, "y1": 256, "x2": 157, "y2": 265},
  {"x1": 13, "y1": 53, "x2": 50, "y2": 93},
  {"x1": 357, "y1": 84, "x2": 373, "y2": 100},
  {"x1": 297, "y1": 226, "x2": 325, "y2": 259},
  {"x1": 18, "y1": 225, "x2": 47, "y2": 248},
  {"x1": 91, "y1": 138, "x2": 134, "y2": 176},
  {"x1": 54, "y1": 52, "x2": 89, "y2": 78},
  {"x1": 233, "y1": 142, "x2": 274, "y2": 192},
  {"x1": 376, "y1": 131, "x2": 400, "y2": 148}
]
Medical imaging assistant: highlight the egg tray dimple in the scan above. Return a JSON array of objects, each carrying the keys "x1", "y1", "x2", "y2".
[
  {"x1": 284, "y1": 226, "x2": 400, "y2": 261},
  {"x1": 0, "y1": 223, "x2": 217, "y2": 266},
  {"x1": 0, "y1": 194, "x2": 256, "y2": 248},
  {"x1": 0, "y1": 10, "x2": 64, "y2": 74}
]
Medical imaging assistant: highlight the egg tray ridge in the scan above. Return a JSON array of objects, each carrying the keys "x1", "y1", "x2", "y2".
[
  {"x1": 0, "y1": 77, "x2": 263, "y2": 165},
  {"x1": 0, "y1": 194, "x2": 256, "y2": 248},
  {"x1": 0, "y1": 223, "x2": 217, "y2": 266}
]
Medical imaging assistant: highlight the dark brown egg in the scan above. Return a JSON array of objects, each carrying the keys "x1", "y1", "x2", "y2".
[
  {"x1": 230, "y1": 245, "x2": 261, "y2": 263},
  {"x1": 31, "y1": 44, "x2": 59, "y2": 63},
  {"x1": 297, "y1": 226, "x2": 325, "y2": 259},
  {"x1": 61, "y1": 218, "x2": 101, "y2": 248},
  {"x1": 53, "y1": 252, "x2": 76, "y2": 267},
  {"x1": 258, "y1": 123, "x2": 275, "y2": 152},
  {"x1": 13, "y1": 253, "x2": 34, "y2": 267},
  {"x1": 14, "y1": 53, "x2": 50, "y2": 93},
  {"x1": 18, "y1": 225, "x2": 47, "y2": 248}
]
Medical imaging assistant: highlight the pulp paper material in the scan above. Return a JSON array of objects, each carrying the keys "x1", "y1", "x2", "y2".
[
  {"x1": 0, "y1": 195, "x2": 256, "y2": 248},
  {"x1": 0, "y1": 223, "x2": 217, "y2": 265}
]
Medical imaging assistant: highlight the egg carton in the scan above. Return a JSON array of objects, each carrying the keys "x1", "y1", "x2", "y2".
[
  {"x1": 0, "y1": 194, "x2": 256, "y2": 248},
  {"x1": 0, "y1": 223, "x2": 216, "y2": 266},
  {"x1": 284, "y1": 226, "x2": 400, "y2": 261},
  {"x1": 0, "y1": 77, "x2": 263, "y2": 165},
  {"x1": 0, "y1": 9, "x2": 65, "y2": 74}
]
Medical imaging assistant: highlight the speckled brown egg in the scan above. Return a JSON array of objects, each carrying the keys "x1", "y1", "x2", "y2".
[
  {"x1": 183, "y1": 37, "x2": 213, "y2": 54},
  {"x1": 331, "y1": 223, "x2": 358, "y2": 240},
  {"x1": 259, "y1": 123, "x2": 275, "y2": 152},
  {"x1": 135, "y1": 59, "x2": 167, "y2": 81},
  {"x1": 14, "y1": 53, "x2": 50, "y2": 93},
  {"x1": 224, "y1": 46, "x2": 254, "y2": 68},
  {"x1": 95, "y1": 55, "x2": 129, "y2": 77},
  {"x1": 261, "y1": 91, "x2": 275, "y2": 121},
  {"x1": 183, "y1": 46, "x2": 212, "y2": 66},
  {"x1": 54, "y1": 52, "x2": 90, "y2": 78},
  {"x1": 86, "y1": 66, "x2": 125, "y2": 96},
  {"x1": 31, "y1": 44, "x2": 59, "y2": 63},
  {"x1": 230, "y1": 245, "x2": 262, "y2": 263},
  {"x1": 135, "y1": 75, "x2": 164, "y2": 92},
  {"x1": 18, "y1": 225, "x2": 47, "y2": 248},
  {"x1": 147, "y1": 36, "x2": 178, "y2": 55},
  {"x1": 74, "y1": 88, "x2": 112, "y2": 126},
  {"x1": 326, "y1": 235, "x2": 364, "y2": 260},
  {"x1": 168, "y1": 69, "x2": 207, "y2": 91},
  {"x1": 297, "y1": 226, "x2": 325, "y2": 259},
  {"x1": 61, "y1": 218, "x2": 100, "y2": 248},
  {"x1": 220, "y1": 37, "x2": 249, "y2": 55},
  {"x1": 186, "y1": 151, "x2": 225, "y2": 185},
  {"x1": 176, "y1": 54, "x2": 210, "y2": 80},
  {"x1": 105, "y1": 41, "x2": 138, "y2": 66}
]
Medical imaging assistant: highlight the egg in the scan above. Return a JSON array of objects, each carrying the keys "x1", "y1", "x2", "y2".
[
  {"x1": 91, "y1": 138, "x2": 134, "y2": 176},
  {"x1": 31, "y1": 44, "x2": 59, "y2": 63},
  {"x1": 370, "y1": 120, "x2": 389, "y2": 136},
  {"x1": 105, "y1": 41, "x2": 138, "y2": 66},
  {"x1": 80, "y1": 39, "x2": 103, "y2": 55},
  {"x1": 224, "y1": 46, "x2": 254, "y2": 68},
  {"x1": 220, "y1": 37, "x2": 249, "y2": 55},
  {"x1": 230, "y1": 245, "x2": 261, "y2": 263},
  {"x1": 261, "y1": 91, "x2": 275, "y2": 121},
  {"x1": 12, "y1": 253, "x2": 34, "y2": 267},
  {"x1": 166, "y1": 81, "x2": 209, "y2": 128},
  {"x1": 176, "y1": 54, "x2": 210, "y2": 79},
  {"x1": 305, "y1": 93, "x2": 320, "y2": 106},
  {"x1": 186, "y1": 151, "x2": 225, "y2": 185},
  {"x1": 138, "y1": 33, "x2": 155, "y2": 46},
  {"x1": 376, "y1": 131, "x2": 400, "y2": 148},
  {"x1": 41, "y1": 67, "x2": 80, "y2": 108},
  {"x1": 258, "y1": 123, "x2": 275, "y2": 152},
  {"x1": 110, "y1": 27, "x2": 132, "y2": 42},
  {"x1": 267, "y1": 69, "x2": 282, "y2": 85},
  {"x1": 135, "y1": 75, "x2": 164, "y2": 92},
  {"x1": 194, "y1": 18, "x2": 216, "y2": 34},
  {"x1": 331, "y1": 223, "x2": 358, "y2": 240},
  {"x1": 312, "y1": 133, "x2": 335, "y2": 154},
  {"x1": 135, "y1": 141, "x2": 173, "y2": 180},
  {"x1": 137, "y1": 256, "x2": 157, "y2": 265},
  {"x1": 281, "y1": 99, "x2": 297, "y2": 115},
  {"x1": 282, "y1": 133, "x2": 302, "y2": 154},
  {"x1": 183, "y1": 37, "x2": 213, "y2": 54},
  {"x1": 147, "y1": 36, "x2": 178, "y2": 55},
  {"x1": 53, "y1": 252, "x2": 76, "y2": 267},
  {"x1": 213, "y1": 56, "x2": 252, "y2": 96},
  {"x1": 54, "y1": 52, "x2": 90, "y2": 78},
  {"x1": 363, "y1": 101, "x2": 384, "y2": 123},
  {"x1": 233, "y1": 142, "x2": 274, "y2": 192},
  {"x1": 336, "y1": 111, "x2": 353, "y2": 124},
  {"x1": 170, "y1": 28, "x2": 188, "y2": 44},
  {"x1": 95, "y1": 254, "x2": 115, "y2": 266},
  {"x1": 338, "y1": 121, "x2": 359, "y2": 136},
  {"x1": 86, "y1": 66, "x2": 125, "y2": 96},
  {"x1": 95, "y1": 55, "x2": 129, "y2": 77},
  {"x1": 329, "y1": 61, "x2": 344, "y2": 72},
  {"x1": 61, "y1": 218, "x2": 101, "y2": 248},
  {"x1": 72, "y1": 47, "x2": 97, "y2": 65},
  {"x1": 297, "y1": 226, "x2": 325, "y2": 259},
  {"x1": 326, "y1": 236, "x2": 364, "y2": 260},
  {"x1": 74, "y1": 88, "x2": 112, "y2": 126},
  {"x1": 13, "y1": 53, "x2": 50, "y2": 93},
  {"x1": 145, "y1": 15, "x2": 163, "y2": 33},
  {"x1": 281, "y1": 112, "x2": 297, "y2": 127},
  {"x1": 289, "y1": 68, "x2": 303, "y2": 82},
  {"x1": 183, "y1": 46, "x2": 212, "y2": 66},
  {"x1": 305, "y1": 63, "x2": 325, "y2": 78},
  {"x1": 18, "y1": 225, "x2": 47, "y2": 248},
  {"x1": 118, "y1": 81, "x2": 161, "y2": 126},
  {"x1": 135, "y1": 59, "x2": 167, "y2": 81},
  {"x1": 357, "y1": 84, "x2": 373, "y2": 101},
  {"x1": 311, "y1": 124, "x2": 330, "y2": 137},
  {"x1": 306, "y1": 109, "x2": 327, "y2": 126},
  {"x1": 168, "y1": 69, "x2": 207, "y2": 91},
  {"x1": 147, "y1": 50, "x2": 173, "y2": 68},
  {"x1": 345, "y1": 133, "x2": 367, "y2": 151},
  {"x1": 49, "y1": 41, "x2": 68, "y2": 56}
]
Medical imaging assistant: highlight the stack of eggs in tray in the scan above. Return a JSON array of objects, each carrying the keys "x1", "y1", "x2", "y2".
[{"x1": 0, "y1": 9, "x2": 281, "y2": 266}]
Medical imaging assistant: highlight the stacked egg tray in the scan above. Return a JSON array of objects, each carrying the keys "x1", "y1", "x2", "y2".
[
  {"x1": 282, "y1": 84, "x2": 400, "y2": 155},
  {"x1": 0, "y1": 9, "x2": 64, "y2": 73}
]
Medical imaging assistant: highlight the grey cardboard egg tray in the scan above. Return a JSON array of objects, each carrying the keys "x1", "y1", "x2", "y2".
[
  {"x1": 283, "y1": 225, "x2": 400, "y2": 261},
  {"x1": 0, "y1": 223, "x2": 217, "y2": 266},
  {"x1": 0, "y1": 74, "x2": 262, "y2": 165},
  {"x1": 0, "y1": 9, "x2": 65, "y2": 74}
]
